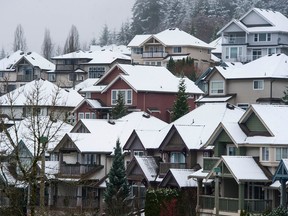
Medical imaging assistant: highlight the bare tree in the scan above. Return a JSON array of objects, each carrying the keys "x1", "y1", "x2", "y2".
[
  {"x1": 41, "y1": 28, "x2": 54, "y2": 60},
  {"x1": 63, "y1": 25, "x2": 80, "y2": 54},
  {"x1": 13, "y1": 24, "x2": 27, "y2": 52},
  {"x1": 0, "y1": 79, "x2": 72, "y2": 216}
]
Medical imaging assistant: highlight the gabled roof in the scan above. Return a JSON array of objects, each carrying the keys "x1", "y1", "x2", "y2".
[
  {"x1": 72, "y1": 98, "x2": 104, "y2": 113},
  {"x1": 272, "y1": 159, "x2": 288, "y2": 182},
  {"x1": 126, "y1": 156, "x2": 159, "y2": 182},
  {"x1": 159, "y1": 103, "x2": 245, "y2": 150},
  {"x1": 128, "y1": 28, "x2": 213, "y2": 49},
  {"x1": 90, "y1": 44, "x2": 131, "y2": 56},
  {"x1": 0, "y1": 50, "x2": 55, "y2": 71},
  {"x1": 74, "y1": 78, "x2": 99, "y2": 91},
  {"x1": 52, "y1": 50, "x2": 131, "y2": 64},
  {"x1": 208, "y1": 156, "x2": 270, "y2": 183},
  {"x1": 99, "y1": 64, "x2": 203, "y2": 94},
  {"x1": 56, "y1": 111, "x2": 167, "y2": 153},
  {"x1": 214, "y1": 54, "x2": 288, "y2": 79},
  {"x1": 0, "y1": 79, "x2": 84, "y2": 107},
  {"x1": 159, "y1": 169, "x2": 197, "y2": 188}
]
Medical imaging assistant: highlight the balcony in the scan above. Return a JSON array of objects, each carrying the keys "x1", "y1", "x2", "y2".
[
  {"x1": 142, "y1": 51, "x2": 168, "y2": 58},
  {"x1": 59, "y1": 163, "x2": 103, "y2": 177},
  {"x1": 199, "y1": 195, "x2": 272, "y2": 214},
  {"x1": 159, "y1": 162, "x2": 186, "y2": 177},
  {"x1": 203, "y1": 157, "x2": 220, "y2": 172},
  {"x1": 17, "y1": 74, "x2": 38, "y2": 82},
  {"x1": 225, "y1": 54, "x2": 263, "y2": 63},
  {"x1": 222, "y1": 36, "x2": 246, "y2": 45}
]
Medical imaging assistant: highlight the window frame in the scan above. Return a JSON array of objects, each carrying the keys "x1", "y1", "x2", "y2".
[
  {"x1": 210, "y1": 80, "x2": 224, "y2": 95},
  {"x1": 276, "y1": 147, "x2": 288, "y2": 161},
  {"x1": 261, "y1": 147, "x2": 269, "y2": 161},
  {"x1": 173, "y1": 47, "x2": 182, "y2": 53},
  {"x1": 253, "y1": 80, "x2": 264, "y2": 90},
  {"x1": 111, "y1": 89, "x2": 132, "y2": 105}
]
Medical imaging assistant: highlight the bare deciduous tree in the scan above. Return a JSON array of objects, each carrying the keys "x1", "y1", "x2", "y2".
[
  {"x1": 41, "y1": 28, "x2": 54, "y2": 60},
  {"x1": 13, "y1": 24, "x2": 27, "y2": 52},
  {"x1": 63, "y1": 25, "x2": 80, "y2": 54}
]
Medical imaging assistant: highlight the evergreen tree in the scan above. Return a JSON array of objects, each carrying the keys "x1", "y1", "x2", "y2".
[
  {"x1": 13, "y1": 24, "x2": 27, "y2": 52},
  {"x1": 63, "y1": 25, "x2": 80, "y2": 54},
  {"x1": 99, "y1": 24, "x2": 110, "y2": 46},
  {"x1": 171, "y1": 78, "x2": 189, "y2": 122},
  {"x1": 282, "y1": 86, "x2": 288, "y2": 104},
  {"x1": 167, "y1": 57, "x2": 176, "y2": 74},
  {"x1": 104, "y1": 139, "x2": 131, "y2": 216},
  {"x1": 112, "y1": 92, "x2": 127, "y2": 119},
  {"x1": 41, "y1": 28, "x2": 54, "y2": 60}
]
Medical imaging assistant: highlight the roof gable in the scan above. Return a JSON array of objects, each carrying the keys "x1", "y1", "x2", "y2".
[
  {"x1": 159, "y1": 125, "x2": 188, "y2": 151},
  {"x1": 123, "y1": 130, "x2": 145, "y2": 150},
  {"x1": 273, "y1": 159, "x2": 288, "y2": 182},
  {"x1": 241, "y1": 9, "x2": 272, "y2": 27},
  {"x1": 159, "y1": 169, "x2": 197, "y2": 188}
]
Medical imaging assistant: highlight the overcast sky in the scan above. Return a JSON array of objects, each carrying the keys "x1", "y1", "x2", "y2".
[{"x1": 0, "y1": 0, "x2": 135, "y2": 54}]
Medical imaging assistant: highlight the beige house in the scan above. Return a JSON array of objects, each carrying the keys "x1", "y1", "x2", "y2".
[
  {"x1": 127, "y1": 28, "x2": 214, "y2": 73},
  {"x1": 197, "y1": 53, "x2": 288, "y2": 109}
]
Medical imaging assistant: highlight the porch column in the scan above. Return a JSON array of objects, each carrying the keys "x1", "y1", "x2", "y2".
[
  {"x1": 196, "y1": 179, "x2": 203, "y2": 214},
  {"x1": 238, "y1": 182, "x2": 245, "y2": 212},
  {"x1": 280, "y1": 179, "x2": 287, "y2": 206},
  {"x1": 76, "y1": 185, "x2": 82, "y2": 208}
]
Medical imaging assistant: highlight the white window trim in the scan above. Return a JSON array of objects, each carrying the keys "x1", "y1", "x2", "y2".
[
  {"x1": 78, "y1": 112, "x2": 84, "y2": 120},
  {"x1": 261, "y1": 147, "x2": 269, "y2": 161},
  {"x1": 111, "y1": 89, "x2": 132, "y2": 105},
  {"x1": 253, "y1": 80, "x2": 264, "y2": 90},
  {"x1": 210, "y1": 80, "x2": 224, "y2": 95},
  {"x1": 227, "y1": 144, "x2": 236, "y2": 156}
]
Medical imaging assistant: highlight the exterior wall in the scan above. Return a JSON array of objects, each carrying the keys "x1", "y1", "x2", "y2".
[{"x1": 241, "y1": 11, "x2": 268, "y2": 25}]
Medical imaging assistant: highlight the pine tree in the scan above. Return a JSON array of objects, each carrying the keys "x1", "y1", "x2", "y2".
[
  {"x1": 171, "y1": 78, "x2": 189, "y2": 122},
  {"x1": 104, "y1": 139, "x2": 131, "y2": 216},
  {"x1": 112, "y1": 92, "x2": 127, "y2": 119},
  {"x1": 167, "y1": 57, "x2": 176, "y2": 74}
]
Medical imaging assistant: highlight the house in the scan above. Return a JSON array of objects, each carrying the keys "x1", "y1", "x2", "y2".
[
  {"x1": 218, "y1": 8, "x2": 288, "y2": 63},
  {"x1": 127, "y1": 28, "x2": 214, "y2": 73},
  {"x1": 196, "y1": 53, "x2": 288, "y2": 109},
  {"x1": 0, "y1": 50, "x2": 55, "y2": 95},
  {"x1": 191, "y1": 104, "x2": 288, "y2": 215},
  {"x1": 49, "y1": 111, "x2": 167, "y2": 213},
  {"x1": 76, "y1": 64, "x2": 203, "y2": 122},
  {"x1": 49, "y1": 50, "x2": 131, "y2": 88},
  {"x1": 0, "y1": 78, "x2": 83, "y2": 122}
]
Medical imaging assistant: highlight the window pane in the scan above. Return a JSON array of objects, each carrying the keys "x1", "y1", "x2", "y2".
[
  {"x1": 259, "y1": 33, "x2": 266, "y2": 41},
  {"x1": 230, "y1": 47, "x2": 237, "y2": 58}
]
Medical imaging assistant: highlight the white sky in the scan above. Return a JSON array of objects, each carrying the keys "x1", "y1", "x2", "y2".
[{"x1": 0, "y1": 0, "x2": 135, "y2": 54}]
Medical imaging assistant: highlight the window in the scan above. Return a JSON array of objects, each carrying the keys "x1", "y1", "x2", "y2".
[
  {"x1": 89, "y1": 67, "x2": 105, "y2": 78},
  {"x1": 173, "y1": 47, "x2": 182, "y2": 53},
  {"x1": 253, "y1": 80, "x2": 264, "y2": 90},
  {"x1": 84, "y1": 154, "x2": 97, "y2": 165},
  {"x1": 69, "y1": 73, "x2": 76, "y2": 81},
  {"x1": 254, "y1": 33, "x2": 271, "y2": 42},
  {"x1": 132, "y1": 48, "x2": 143, "y2": 54},
  {"x1": 91, "y1": 113, "x2": 96, "y2": 119},
  {"x1": 111, "y1": 89, "x2": 132, "y2": 105},
  {"x1": 210, "y1": 81, "x2": 224, "y2": 94},
  {"x1": 237, "y1": 103, "x2": 249, "y2": 110},
  {"x1": 252, "y1": 49, "x2": 262, "y2": 60},
  {"x1": 262, "y1": 147, "x2": 269, "y2": 161},
  {"x1": 276, "y1": 148, "x2": 288, "y2": 161},
  {"x1": 85, "y1": 113, "x2": 90, "y2": 119},
  {"x1": 0, "y1": 72, "x2": 4, "y2": 77},
  {"x1": 134, "y1": 151, "x2": 144, "y2": 157},
  {"x1": 170, "y1": 152, "x2": 185, "y2": 163},
  {"x1": 225, "y1": 47, "x2": 242, "y2": 60},
  {"x1": 48, "y1": 74, "x2": 56, "y2": 82},
  {"x1": 78, "y1": 112, "x2": 84, "y2": 120},
  {"x1": 227, "y1": 145, "x2": 237, "y2": 156},
  {"x1": 268, "y1": 48, "x2": 276, "y2": 55}
]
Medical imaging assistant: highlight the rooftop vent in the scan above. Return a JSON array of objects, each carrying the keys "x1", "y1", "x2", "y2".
[
  {"x1": 27, "y1": 52, "x2": 32, "y2": 55},
  {"x1": 142, "y1": 112, "x2": 150, "y2": 118},
  {"x1": 226, "y1": 103, "x2": 235, "y2": 110},
  {"x1": 277, "y1": 53, "x2": 281, "y2": 56},
  {"x1": 108, "y1": 119, "x2": 115, "y2": 125},
  {"x1": 20, "y1": 51, "x2": 24, "y2": 55}
]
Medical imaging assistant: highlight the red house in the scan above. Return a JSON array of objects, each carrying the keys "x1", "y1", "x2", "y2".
[{"x1": 75, "y1": 64, "x2": 203, "y2": 122}]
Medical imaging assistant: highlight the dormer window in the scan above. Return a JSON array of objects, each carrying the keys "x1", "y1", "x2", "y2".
[{"x1": 210, "y1": 80, "x2": 224, "y2": 95}]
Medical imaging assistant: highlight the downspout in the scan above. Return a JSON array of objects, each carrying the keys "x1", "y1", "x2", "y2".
[{"x1": 270, "y1": 79, "x2": 275, "y2": 104}]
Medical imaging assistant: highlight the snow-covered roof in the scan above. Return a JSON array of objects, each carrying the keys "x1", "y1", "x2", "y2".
[
  {"x1": 65, "y1": 111, "x2": 167, "y2": 153},
  {"x1": 219, "y1": 156, "x2": 270, "y2": 183},
  {"x1": 73, "y1": 99, "x2": 104, "y2": 114},
  {"x1": 90, "y1": 44, "x2": 131, "y2": 56},
  {"x1": 164, "y1": 103, "x2": 245, "y2": 149},
  {"x1": 196, "y1": 95, "x2": 233, "y2": 103},
  {"x1": 165, "y1": 169, "x2": 198, "y2": 188},
  {"x1": 0, "y1": 50, "x2": 55, "y2": 71},
  {"x1": 134, "y1": 156, "x2": 159, "y2": 182},
  {"x1": 215, "y1": 54, "x2": 288, "y2": 79},
  {"x1": 73, "y1": 78, "x2": 99, "y2": 91},
  {"x1": 209, "y1": 37, "x2": 222, "y2": 54},
  {"x1": 0, "y1": 79, "x2": 84, "y2": 107},
  {"x1": 100, "y1": 64, "x2": 203, "y2": 94},
  {"x1": 128, "y1": 28, "x2": 213, "y2": 49},
  {"x1": 52, "y1": 50, "x2": 130, "y2": 64}
]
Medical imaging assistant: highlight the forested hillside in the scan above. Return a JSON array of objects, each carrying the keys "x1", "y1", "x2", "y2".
[{"x1": 113, "y1": 0, "x2": 288, "y2": 45}]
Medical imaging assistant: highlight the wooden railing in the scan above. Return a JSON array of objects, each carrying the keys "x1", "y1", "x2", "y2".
[
  {"x1": 59, "y1": 163, "x2": 100, "y2": 176},
  {"x1": 142, "y1": 51, "x2": 168, "y2": 58},
  {"x1": 159, "y1": 162, "x2": 186, "y2": 176},
  {"x1": 203, "y1": 157, "x2": 220, "y2": 172}
]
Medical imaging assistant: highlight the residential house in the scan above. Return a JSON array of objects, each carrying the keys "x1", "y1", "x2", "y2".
[
  {"x1": 76, "y1": 64, "x2": 203, "y2": 122},
  {"x1": 218, "y1": 8, "x2": 288, "y2": 63},
  {"x1": 49, "y1": 50, "x2": 131, "y2": 88},
  {"x1": 191, "y1": 104, "x2": 288, "y2": 215},
  {"x1": 127, "y1": 28, "x2": 214, "y2": 73},
  {"x1": 0, "y1": 50, "x2": 55, "y2": 95},
  {"x1": 196, "y1": 53, "x2": 288, "y2": 109},
  {"x1": 49, "y1": 111, "x2": 167, "y2": 213},
  {"x1": 0, "y1": 78, "x2": 83, "y2": 123}
]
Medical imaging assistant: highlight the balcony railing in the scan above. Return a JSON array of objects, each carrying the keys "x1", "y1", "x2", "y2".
[
  {"x1": 199, "y1": 195, "x2": 272, "y2": 214},
  {"x1": 222, "y1": 36, "x2": 246, "y2": 45},
  {"x1": 203, "y1": 157, "x2": 220, "y2": 172},
  {"x1": 142, "y1": 51, "x2": 168, "y2": 58},
  {"x1": 17, "y1": 74, "x2": 38, "y2": 82},
  {"x1": 59, "y1": 163, "x2": 100, "y2": 176},
  {"x1": 159, "y1": 162, "x2": 186, "y2": 176}
]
